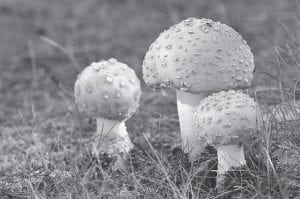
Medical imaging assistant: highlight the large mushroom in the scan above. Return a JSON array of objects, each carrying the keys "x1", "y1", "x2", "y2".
[
  {"x1": 142, "y1": 18, "x2": 255, "y2": 159},
  {"x1": 193, "y1": 90, "x2": 263, "y2": 189},
  {"x1": 74, "y1": 58, "x2": 142, "y2": 156}
]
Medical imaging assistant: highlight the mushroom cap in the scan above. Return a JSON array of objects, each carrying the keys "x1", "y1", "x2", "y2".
[
  {"x1": 193, "y1": 90, "x2": 262, "y2": 145},
  {"x1": 74, "y1": 58, "x2": 142, "y2": 121},
  {"x1": 142, "y1": 18, "x2": 254, "y2": 94}
]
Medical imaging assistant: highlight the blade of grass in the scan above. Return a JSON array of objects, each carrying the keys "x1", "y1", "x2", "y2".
[
  {"x1": 143, "y1": 133, "x2": 184, "y2": 199},
  {"x1": 39, "y1": 36, "x2": 81, "y2": 72}
]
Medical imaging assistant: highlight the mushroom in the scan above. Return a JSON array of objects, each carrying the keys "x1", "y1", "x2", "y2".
[
  {"x1": 74, "y1": 58, "x2": 142, "y2": 157},
  {"x1": 193, "y1": 90, "x2": 263, "y2": 189},
  {"x1": 142, "y1": 18, "x2": 255, "y2": 159}
]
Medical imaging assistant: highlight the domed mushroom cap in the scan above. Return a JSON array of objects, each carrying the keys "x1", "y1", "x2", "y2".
[
  {"x1": 143, "y1": 18, "x2": 254, "y2": 93},
  {"x1": 74, "y1": 59, "x2": 142, "y2": 121},
  {"x1": 194, "y1": 90, "x2": 262, "y2": 145}
]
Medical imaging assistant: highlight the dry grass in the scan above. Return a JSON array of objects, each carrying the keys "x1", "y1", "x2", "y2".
[{"x1": 0, "y1": 0, "x2": 299, "y2": 198}]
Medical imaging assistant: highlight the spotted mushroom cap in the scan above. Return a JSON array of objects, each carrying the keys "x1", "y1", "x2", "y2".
[
  {"x1": 74, "y1": 58, "x2": 142, "y2": 121},
  {"x1": 143, "y1": 18, "x2": 254, "y2": 94},
  {"x1": 193, "y1": 90, "x2": 262, "y2": 145}
]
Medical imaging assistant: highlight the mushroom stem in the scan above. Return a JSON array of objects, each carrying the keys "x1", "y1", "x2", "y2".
[
  {"x1": 216, "y1": 145, "x2": 246, "y2": 189},
  {"x1": 96, "y1": 118, "x2": 133, "y2": 154},
  {"x1": 176, "y1": 90, "x2": 206, "y2": 161}
]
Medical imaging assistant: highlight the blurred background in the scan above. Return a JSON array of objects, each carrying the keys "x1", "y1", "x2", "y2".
[{"x1": 0, "y1": 0, "x2": 300, "y2": 123}]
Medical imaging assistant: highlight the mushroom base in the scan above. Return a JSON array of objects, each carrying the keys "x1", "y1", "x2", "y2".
[
  {"x1": 216, "y1": 145, "x2": 246, "y2": 189},
  {"x1": 95, "y1": 118, "x2": 134, "y2": 155},
  {"x1": 176, "y1": 90, "x2": 206, "y2": 161}
]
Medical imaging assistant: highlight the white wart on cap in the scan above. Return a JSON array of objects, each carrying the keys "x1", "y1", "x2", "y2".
[
  {"x1": 74, "y1": 58, "x2": 142, "y2": 121},
  {"x1": 143, "y1": 18, "x2": 254, "y2": 93}
]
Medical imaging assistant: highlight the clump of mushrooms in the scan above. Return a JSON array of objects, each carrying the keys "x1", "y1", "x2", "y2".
[
  {"x1": 193, "y1": 90, "x2": 263, "y2": 189},
  {"x1": 74, "y1": 58, "x2": 142, "y2": 158},
  {"x1": 142, "y1": 18, "x2": 255, "y2": 160}
]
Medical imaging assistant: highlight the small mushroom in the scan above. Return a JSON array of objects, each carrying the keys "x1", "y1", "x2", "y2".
[
  {"x1": 193, "y1": 90, "x2": 263, "y2": 189},
  {"x1": 74, "y1": 58, "x2": 142, "y2": 157},
  {"x1": 142, "y1": 18, "x2": 255, "y2": 159}
]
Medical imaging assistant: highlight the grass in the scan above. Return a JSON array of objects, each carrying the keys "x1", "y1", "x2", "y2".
[{"x1": 0, "y1": 0, "x2": 299, "y2": 198}]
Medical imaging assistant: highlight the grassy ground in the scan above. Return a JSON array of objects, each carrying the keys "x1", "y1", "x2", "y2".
[{"x1": 0, "y1": 0, "x2": 299, "y2": 198}]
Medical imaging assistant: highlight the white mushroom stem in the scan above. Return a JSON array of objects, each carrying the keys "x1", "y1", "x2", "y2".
[
  {"x1": 216, "y1": 145, "x2": 246, "y2": 189},
  {"x1": 96, "y1": 118, "x2": 133, "y2": 154},
  {"x1": 176, "y1": 90, "x2": 206, "y2": 161}
]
